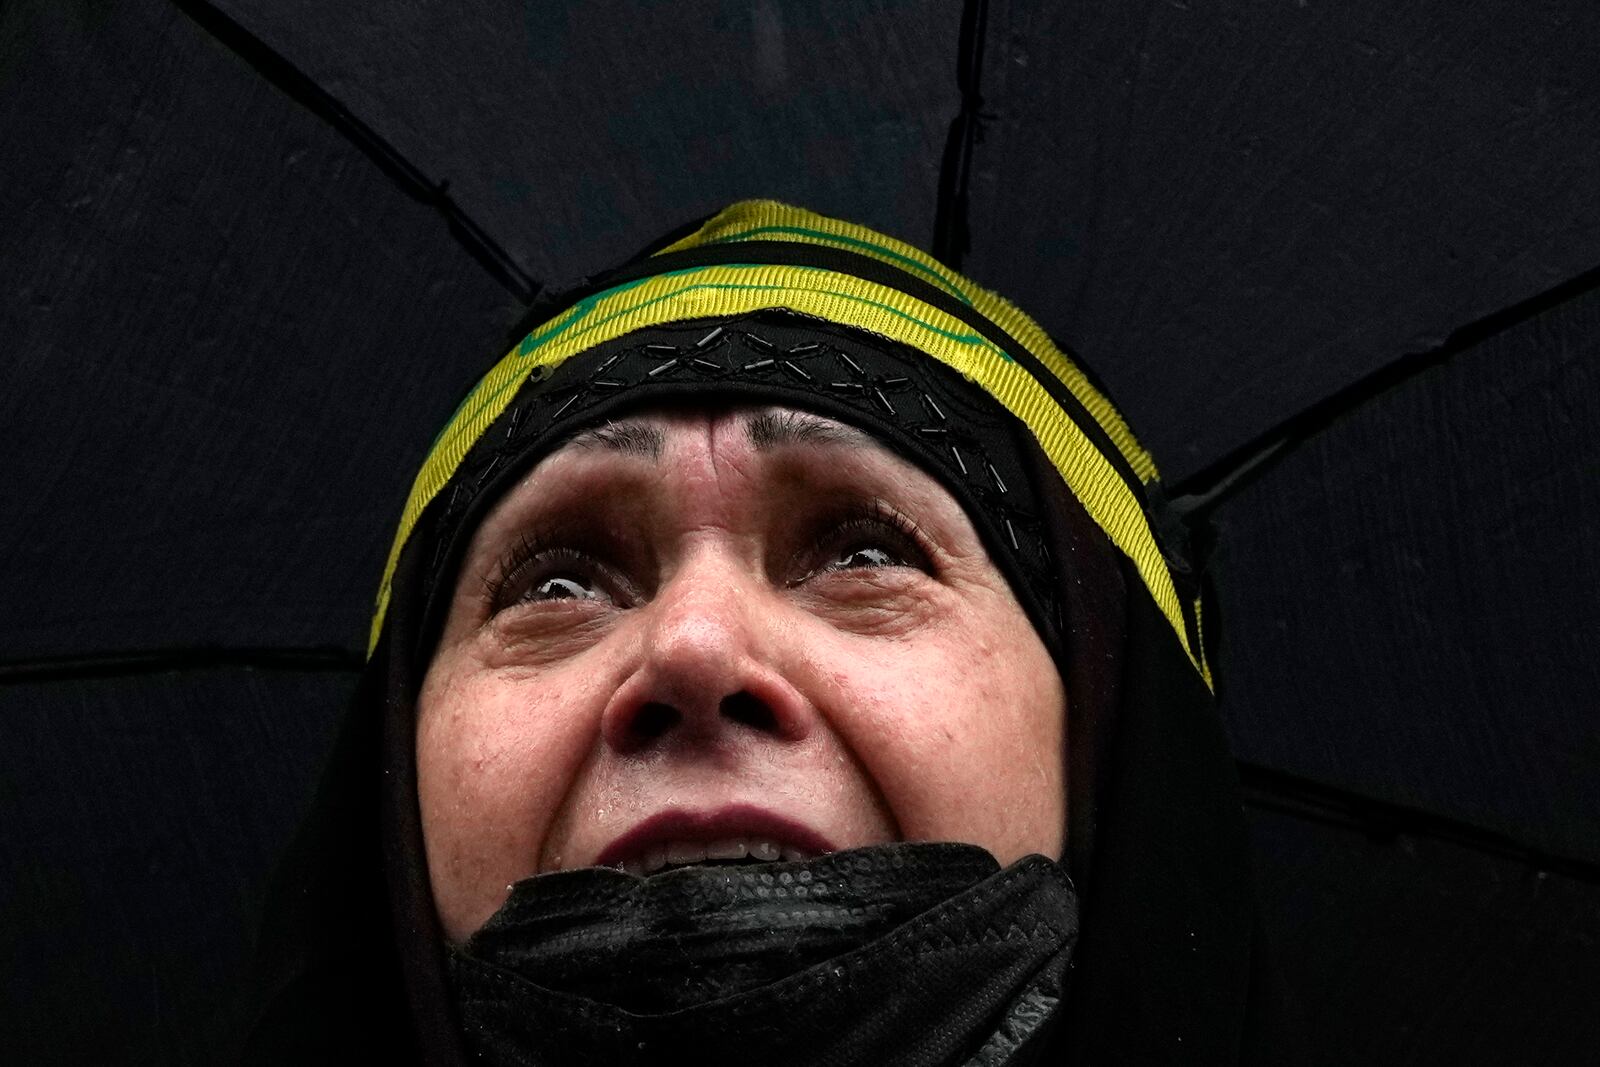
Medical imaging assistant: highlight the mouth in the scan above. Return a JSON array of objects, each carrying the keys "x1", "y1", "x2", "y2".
[{"x1": 590, "y1": 804, "x2": 840, "y2": 877}]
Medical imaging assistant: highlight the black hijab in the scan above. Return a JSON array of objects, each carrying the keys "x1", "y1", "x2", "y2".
[{"x1": 237, "y1": 201, "x2": 1296, "y2": 1064}]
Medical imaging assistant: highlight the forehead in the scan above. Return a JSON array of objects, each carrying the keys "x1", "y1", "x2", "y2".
[{"x1": 461, "y1": 403, "x2": 926, "y2": 549}]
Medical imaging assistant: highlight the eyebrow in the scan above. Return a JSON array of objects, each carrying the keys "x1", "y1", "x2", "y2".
[
  {"x1": 744, "y1": 410, "x2": 874, "y2": 452},
  {"x1": 566, "y1": 420, "x2": 665, "y2": 459},
  {"x1": 564, "y1": 410, "x2": 873, "y2": 462}
]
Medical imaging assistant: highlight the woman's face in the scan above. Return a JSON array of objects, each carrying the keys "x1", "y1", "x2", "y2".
[{"x1": 417, "y1": 404, "x2": 1066, "y2": 942}]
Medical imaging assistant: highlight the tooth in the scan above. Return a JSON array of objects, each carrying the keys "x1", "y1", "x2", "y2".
[
  {"x1": 705, "y1": 839, "x2": 748, "y2": 860},
  {"x1": 749, "y1": 840, "x2": 781, "y2": 861},
  {"x1": 780, "y1": 847, "x2": 809, "y2": 862},
  {"x1": 643, "y1": 844, "x2": 669, "y2": 873},
  {"x1": 621, "y1": 858, "x2": 646, "y2": 877},
  {"x1": 667, "y1": 841, "x2": 708, "y2": 865}
]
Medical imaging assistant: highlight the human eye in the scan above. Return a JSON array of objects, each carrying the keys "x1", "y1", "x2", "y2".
[
  {"x1": 796, "y1": 499, "x2": 936, "y2": 582},
  {"x1": 482, "y1": 534, "x2": 623, "y2": 614}
]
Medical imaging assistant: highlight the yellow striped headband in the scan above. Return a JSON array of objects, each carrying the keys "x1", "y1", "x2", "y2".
[{"x1": 371, "y1": 200, "x2": 1210, "y2": 686}]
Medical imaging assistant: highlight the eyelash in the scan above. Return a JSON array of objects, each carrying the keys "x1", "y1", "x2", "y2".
[
  {"x1": 482, "y1": 532, "x2": 579, "y2": 613},
  {"x1": 795, "y1": 499, "x2": 935, "y2": 583},
  {"x1": 481, "y1": 498, "x2": 934, "y2": 613}
]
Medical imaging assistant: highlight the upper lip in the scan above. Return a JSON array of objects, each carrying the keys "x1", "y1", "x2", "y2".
[{"x1": 591, "y1": 803, "x2": 839, "y2": 871}]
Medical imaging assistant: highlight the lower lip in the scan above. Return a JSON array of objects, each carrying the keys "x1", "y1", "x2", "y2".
[{"x1": 592, "y1": 805, "x2": 840, "y2": 872}]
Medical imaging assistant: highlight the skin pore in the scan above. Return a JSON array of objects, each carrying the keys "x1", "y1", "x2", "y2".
[{"x1": 416, "y1": 403, "x2": 1066, "y2": 943}]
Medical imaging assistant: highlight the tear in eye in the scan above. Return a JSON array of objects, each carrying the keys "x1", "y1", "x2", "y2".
[
  {"x1": 827, "y1": 545, "x2": 906, "y2": 571},
  {"x1": 485, "y1": 537, "x2": 624, "y2": 613},
  {"x1": 530, "y1": 574, "x2": 602, "y2": 601},
  {"x1": 792, "y1": 500, "x2": 935, "y2": 586}
]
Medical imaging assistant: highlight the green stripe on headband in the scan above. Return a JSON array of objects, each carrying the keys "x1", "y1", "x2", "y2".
[{"x1": 371, "y1": 202, "x2": 1207, "y2": 686}]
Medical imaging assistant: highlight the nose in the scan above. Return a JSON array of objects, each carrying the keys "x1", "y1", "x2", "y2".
[{"x1": 599, "y1": 546, "x2": 813, "y2": 755}]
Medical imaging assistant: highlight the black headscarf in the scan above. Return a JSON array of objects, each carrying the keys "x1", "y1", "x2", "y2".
[{"x1": 237, "y1": 201, "x2": 1297, "y2": 1064}]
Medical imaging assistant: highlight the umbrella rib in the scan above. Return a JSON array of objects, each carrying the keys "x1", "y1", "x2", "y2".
[
  {"x1": 932, "y1": 0, "x2": 990, "y2": 271},
  {"x1": 172, "y1": 0, "x2": 540, "y2": 303},
  {"x1": 1238, "y1": 759, "x2": 1600, "y2": 886},
  {"x1": 0, "y1": 646, "x2": 363, "y2": 683},
  {"x1": 1169, "y1": 260, "x2": 1600, "y2": 518}
]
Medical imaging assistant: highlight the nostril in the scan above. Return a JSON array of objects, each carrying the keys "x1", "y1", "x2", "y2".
[
  {"x1": 615, "y1": 692, "x2": 785, "y2": 750},
  {"x1": 633, "y1": 702, "x2": 678, "y2": 739},
  {"x1": 720, "y1": 691, "x2": 777, "y2": 731}
]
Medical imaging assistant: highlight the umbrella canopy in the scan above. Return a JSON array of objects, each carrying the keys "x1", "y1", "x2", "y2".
[{"x1": 2, "y1": 1, "x2": 1596, "y2": 1063}]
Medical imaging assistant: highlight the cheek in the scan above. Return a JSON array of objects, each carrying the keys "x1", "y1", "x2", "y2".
[
  {"x1": 415, "y1": 661, "x2": 601, "y2": 939},
  {"x1": 821, "y1": 609, "x2": 1065, "y2": 864}
]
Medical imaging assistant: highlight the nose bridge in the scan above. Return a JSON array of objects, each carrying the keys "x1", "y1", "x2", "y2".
[
  {"x1": 650, "y1": 539, "x2": 755, "y2": 688},
  {"x1": 602, "y1": 536, "x2": 808, "y2": 752},
  {"x1": 670, "y1": 404, "x2": 760, "y2": 529}
]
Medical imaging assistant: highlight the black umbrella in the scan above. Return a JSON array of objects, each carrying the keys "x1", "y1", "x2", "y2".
[{"x1": 3, "y1": 2, "x2": 1596, "y2": 1063}]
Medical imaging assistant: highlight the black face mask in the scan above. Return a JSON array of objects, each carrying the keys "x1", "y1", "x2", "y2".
[{"x1": 446, "y1": 842, "x2": 1078, "y2": 1067}]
